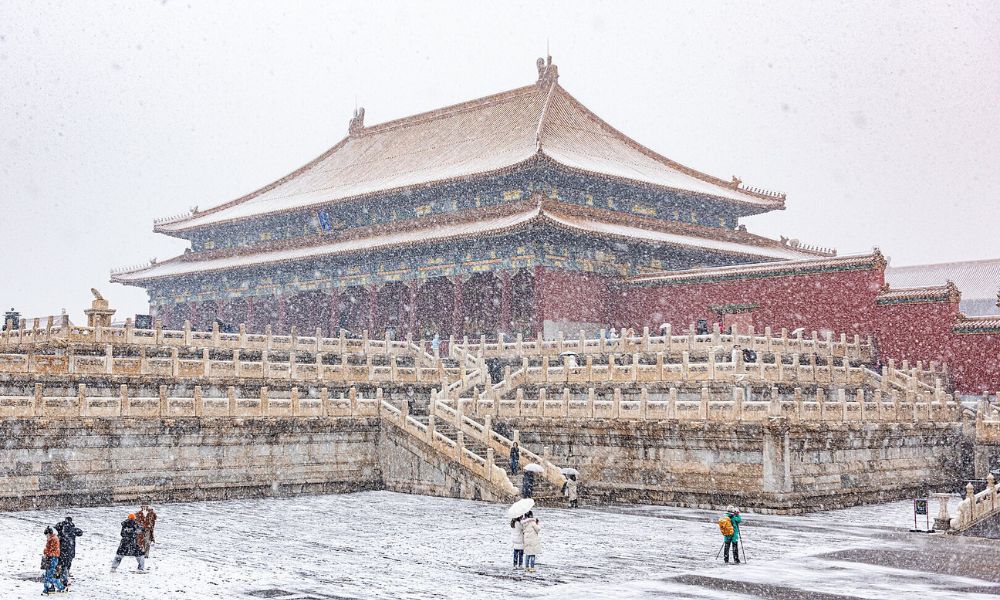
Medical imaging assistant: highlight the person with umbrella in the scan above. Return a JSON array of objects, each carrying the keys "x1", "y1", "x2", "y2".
[
  {"x1": 561, "y1": 468, "x2": 579, "y2": 508},
  {"x1": 507, "y1": 498, "x2": 534, "y2": 570},
  {"x1": 521, "y1": 511, "x2": 541, "y2": 573},
  {"x1": 522, "y1": 463, "x2": 544, "y2": 498}
]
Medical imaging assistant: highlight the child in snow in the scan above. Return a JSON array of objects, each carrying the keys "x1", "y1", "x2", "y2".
[
  {"x1": 521, "y1": 511, "x2": 541, "y2": 573},
  {"x1": 719, "y1": 505, "x2": 743, "y2": 564},
  {"x1": 111, "y1": 513, "x2": 146, "y2": 572},
  {"x1": 41, "y1": 526, "x2": 66, "y2": 595},
  {"x1": 510, "y1": 516, "x2": 524, "y2": 569}
]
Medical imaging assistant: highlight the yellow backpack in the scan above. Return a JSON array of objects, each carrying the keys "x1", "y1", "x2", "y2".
[{"x1": 718, "y1": 517, "x2": 734, "y2": 537}]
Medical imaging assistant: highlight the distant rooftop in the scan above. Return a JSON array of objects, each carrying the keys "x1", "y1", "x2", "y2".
[{"x1": 886, "y1": 258, "x2": 1000, "y2": 315}]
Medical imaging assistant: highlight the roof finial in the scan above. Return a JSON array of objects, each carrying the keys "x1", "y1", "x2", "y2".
[
  {"x1": 536, "y1": 54, "x2": 558, "y2": 87},
  {"x1": 349, "y1": 106, "x2": 365, "y2": 136}
]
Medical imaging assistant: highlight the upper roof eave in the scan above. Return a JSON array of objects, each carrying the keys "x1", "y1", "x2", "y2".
[{"x1": 151, "y1": 73, "x2": 787, "y2": 236}]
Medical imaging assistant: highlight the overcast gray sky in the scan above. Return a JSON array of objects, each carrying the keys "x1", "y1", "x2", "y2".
[{"x1": 2, "y1": 0, "x2": 998, "y2": 321}]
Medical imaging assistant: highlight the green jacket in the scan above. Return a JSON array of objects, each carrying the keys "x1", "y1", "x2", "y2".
[{"x1": 725, "y1": 513, "x2": 742, "y2": 541}]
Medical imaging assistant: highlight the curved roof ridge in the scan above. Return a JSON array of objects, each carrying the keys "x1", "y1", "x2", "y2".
[
  {"x1": 359, "y1": 84, "x2": 541, "y2": 136},
  {"x1": 154, "y1": 136, "x2": 352, "y2": 231},
  {"x1": 541, "y1": 85, "x2": 785, "y2": 206},
  {"x1": 534, "y1": 80, "x2": 558, "y2": 151}
]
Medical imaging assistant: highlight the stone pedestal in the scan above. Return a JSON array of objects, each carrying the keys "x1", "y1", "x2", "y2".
[{"x1": 932, "y1": 492, "x2": 952, "y2": 530}]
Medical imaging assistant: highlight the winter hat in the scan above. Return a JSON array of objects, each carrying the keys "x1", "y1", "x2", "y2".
[
  {"x1": 726, "y1": 505, "x2": 739, "y2": 514},
  {"x1": 128, "y1": 514, "x2": 136, "y2": 520},
  {"x1": 44, "y1": 526, "x2": 53, "y2": 535}
]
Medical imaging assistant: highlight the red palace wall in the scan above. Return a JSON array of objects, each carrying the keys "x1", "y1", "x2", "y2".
[
  {"x1": 537, "y1": 268, "x2": 610, "y2": 325},
  {"x1": 874, "y1": 300, "x2": 1000, "y2": 394},
  {"x1": 614, "y1": 265, "x2": 1000, "y2": 395},
  {"x1": 615, "y1": 268, "x2": 883, "y2": 337}
]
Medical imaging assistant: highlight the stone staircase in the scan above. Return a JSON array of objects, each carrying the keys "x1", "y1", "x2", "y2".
[
  {"x1": 378, "y1": 396, "x2": 520, "y2": 502},
  {"x1": 419, "y1": 395, "x2": 567, "y2": 504}
]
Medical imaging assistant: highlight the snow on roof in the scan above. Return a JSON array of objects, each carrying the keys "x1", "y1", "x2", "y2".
[
  {"x1": 116, "y1": 208, "x2": 541, "y2": 283},
  {"x1": 886, "y1": 258, "x2": 1000, "y2": 301},
  {"x1": 116, "y1": 201, "x2": 807, "y2": 284},
  {"x1": 627, "y1": 252, "x2": 883, "y2": 286},
  {"x1": 156, "y1": 71, "x2": 784, "y2": 234},
  {"x1": 546, "y1": 212, "x2": 813, "y2": 261}
]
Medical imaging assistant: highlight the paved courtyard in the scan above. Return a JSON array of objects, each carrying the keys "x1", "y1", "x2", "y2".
[{"x1": 1, "y1": 491, "x2": 997, "y2": 599}]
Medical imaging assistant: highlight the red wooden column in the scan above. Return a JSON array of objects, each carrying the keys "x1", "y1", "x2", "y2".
[
  {"x1": 328, "y1": 289, "x2": 340, "y2": 336},
  {"x1": 156, "y1": 304, "x2": 170, "y2": 329},
  {"x1": 277, "y1": 295, "x2": 287, "y2": 334},
  {"x1": 499, "y1": 271, "x2": 513, "y2": 336},
  {"x1": 407, "y1": 281, "x2": 419, "y2": 338},
  {"x1": 532, "y1": 266, "x2": 546, "y2": 337},
  {"x1": 217, "y1": 299, "x2": 229, "y2": 327},
  {"x1": 246, "y1": 297, "x2": 255, "y2": 333},
  {"x1": 452, "y1": 276, "x2": 464, "y2": 338},
  {"x1": 188, "y1": 302, "x2": 198, "y2": 329},
  {"x1": 367, "y1": 285, "x2": 378, "y2": 335}
]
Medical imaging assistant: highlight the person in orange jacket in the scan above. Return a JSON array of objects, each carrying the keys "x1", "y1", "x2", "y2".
[{"x1": 41, "y1": 527, "x2": 66, "y2": 595}]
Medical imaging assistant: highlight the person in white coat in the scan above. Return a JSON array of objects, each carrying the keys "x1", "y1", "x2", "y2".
[
  {"x1": 521, "y1": 511, "x2": 541, "y2": 572},
  {"x1": 510, "y1": 516, "x2": 525, "y2": 568},
  {"x1": 565, "y1": 477, "x2": 578, "y2": 508}
]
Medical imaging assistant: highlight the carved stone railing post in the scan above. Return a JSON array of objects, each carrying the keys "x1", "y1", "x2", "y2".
[
  {"x1": 202, "y1": 348, "x2": 211, "y2": 378},
  {"x1": 291, "y1": 386, "x2": 300, "y2": 416},
  {"x1": 120, "y1": 384, "x2": 129, "y2": 417},
  {"x1": 319, "y1": 387, "x2": 329, "y2": 417},
  {"x1": 260, "y1": 386, "x2": 269, "y2": 416},
  {"x1": 193, "y1": 385, "x2": 203, "y2": 417},
  {"x1": 699, "y1": 386, "x2": 709, "y2": 420},
  {"x1": 667, "y1": 387, "x2": 678, "y2": 419},
  {"x1": 105, "y1": 344, "x2": 114, "y2": 375},
  {"x1": 31, "y1": 383, "x2": 44, "y2": 417},
  {"x1": 158, "y1": 384, "x2": 168, "y2": 417},
  {"x1": 228, "y1": 386, "x2": 237, "y2": 416}
]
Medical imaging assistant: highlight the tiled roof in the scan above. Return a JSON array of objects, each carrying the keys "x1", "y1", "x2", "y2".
[
  {"x1": 113, "y1": 200, "x2": 812, "y2": 284},
  {"x1": 155, "y1": 69, "x2": 785, "y2": 234},
  {"x1": 876, "y1": 283, "x2": 961, "y2": 305},
  {"x1": 626, "y1": 252, "x2": 885, "y2": 287},
  {"x1": 954, "y1": 315, "x2": 1000, "y2": 334},
  {"x1": 886, "y1": 259, "x2": 1000, "y2": 315}
]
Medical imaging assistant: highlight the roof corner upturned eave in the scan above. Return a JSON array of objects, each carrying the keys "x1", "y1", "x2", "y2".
[{"x1": 537, "y1": 84, "x2": 787, "y2": 214}]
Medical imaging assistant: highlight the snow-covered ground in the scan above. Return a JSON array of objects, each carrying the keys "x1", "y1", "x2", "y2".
[{"x1": 0, "y1": 492, "x2": 996, "y2": 599}]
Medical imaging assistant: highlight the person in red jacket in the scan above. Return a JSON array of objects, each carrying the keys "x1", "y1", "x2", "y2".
[
  {"x1": 41, "y1": 527, "x2": 66, "y2": 595},
  {"x1": 136, "y1": 503, "x2": 157, "y2": 558}
]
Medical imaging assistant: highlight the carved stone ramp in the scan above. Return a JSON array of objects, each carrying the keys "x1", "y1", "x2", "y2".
[
  {"x1": 378, "y1": 398, "x2": 518, "y2": 503},
  {"x1": 429, "y1": 397, "x2": 567, "y2": 504}
]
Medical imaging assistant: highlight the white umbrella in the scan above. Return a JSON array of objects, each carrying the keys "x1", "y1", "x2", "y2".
[
  {"x1": 560, "y1": 467, "x2": 579, "y2": 476},
  {"x1": 507, "y1": 498, "x2": 535, "y2": 519},
  {"x1": 524, "y1": 463, "x2": 544, "y2": 473}
]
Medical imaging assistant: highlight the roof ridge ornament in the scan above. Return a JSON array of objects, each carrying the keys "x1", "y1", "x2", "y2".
[
  {"x1": 536, "y1": 55, "x2": 558, "y2": 87},
  {"x1": 349, "y1": 107, "x2": 365, "y2": 136}
]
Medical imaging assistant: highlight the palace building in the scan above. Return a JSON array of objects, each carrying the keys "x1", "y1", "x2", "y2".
[
  {"x1": 111, "y1": 57, "x2": 829, "y2": 339},
  {"x1": 112, "y1": 57, "x2": 999, "y2": 394}
]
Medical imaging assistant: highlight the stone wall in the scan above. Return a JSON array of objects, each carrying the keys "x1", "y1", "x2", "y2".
[
  {"x1": 0, "y1": 416, "x2": 382, "y2": 511},
  {"x1": 499, "y1": 417, "x2": 968, "y2": 513}
]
